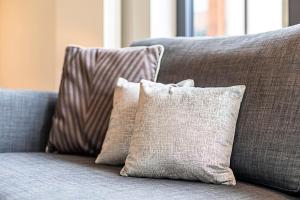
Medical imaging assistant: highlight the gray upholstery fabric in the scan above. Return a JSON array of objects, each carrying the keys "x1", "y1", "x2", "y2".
[
  {"x1": 0, "y1": 153, "x2": 297, "y2": 200},
  {"x1": 131, "y1": 25, "x2": 300, "y2": 193},
  {"x1": 0, "y1": 89, "x2": 57, "y2": 153}
]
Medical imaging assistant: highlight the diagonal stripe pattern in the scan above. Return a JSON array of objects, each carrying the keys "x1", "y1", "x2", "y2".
[{"x1": 47, "y1": 45, "x2": 164, "y2": 155}]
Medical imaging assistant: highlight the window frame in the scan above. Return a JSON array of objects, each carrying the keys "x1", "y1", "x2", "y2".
[
  {"x1": 176, "y1": 0, "x2": 194, "y2": 36},
  {"x1": 289, "y1": 0, "x2": 300, "y2": 25},
  {"x1": 177, "y1": 0, "x2": 299, "y2": 37}
]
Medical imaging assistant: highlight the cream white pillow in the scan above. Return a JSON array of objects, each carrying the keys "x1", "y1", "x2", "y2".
[
  {"x1": 120, "y1": 80, "x2": 245, "y2": 185},
  {"x1": 95, "y1": 78, "x2": 194, "y2": 165}
]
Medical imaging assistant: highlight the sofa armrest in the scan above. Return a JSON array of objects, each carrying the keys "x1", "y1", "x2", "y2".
[{"x1": 0, "y1": 89, "x2": 57, "y2": 153}]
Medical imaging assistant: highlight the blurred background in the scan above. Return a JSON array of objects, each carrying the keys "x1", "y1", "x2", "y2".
[{"x1": 0, "y1": 0, "x2": 295, "y2": 91}]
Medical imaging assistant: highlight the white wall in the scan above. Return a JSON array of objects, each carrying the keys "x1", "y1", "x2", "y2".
[
  {"x1": 121, "y1": 0, "x2": 176, "y2": 47},
  {"x1": 103, "y1": 0, "x2": 121, "y2": 48},
  {"x1": 150, "y1": 0, "x2": 177, "y2": 38},
  {"x1": 0, "y1": 0, "x2": 56, "y2": 91},
  {"x1": 0, "y1": 0, "x2": 177, "y2": 90},
  {"x1": 121, "y1": 0, "x2": 151, "y2": 47},
  {"x1": 247, "y1": 0, "x2": 283, "y2": 34},
  {"x1": 55, "y1": 0, "x2": 103, "y2": 89},
  {"x1": 225, "y1": 0, "x2": 245, "y2": 35},
  {"x1": 0, "y1": 0, "x2": 103, "y2": 91}
]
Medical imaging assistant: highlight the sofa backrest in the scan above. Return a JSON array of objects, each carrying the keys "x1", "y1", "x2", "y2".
[
  {"x1": 131, "y1": 25, "x2": 300, "y2": 193},
  {"x1": 0, "y1": 89, "x2": 57, "y2": 153}
]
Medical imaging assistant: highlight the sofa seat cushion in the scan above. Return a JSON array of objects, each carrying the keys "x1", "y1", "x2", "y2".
[{"x1": 0, "y1": 153, "x2": 297, "y2": 200}]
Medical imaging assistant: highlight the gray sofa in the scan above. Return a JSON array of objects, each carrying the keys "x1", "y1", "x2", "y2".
[{"x1": 1, "y1": 26, "x2": 300, "y2": 199}]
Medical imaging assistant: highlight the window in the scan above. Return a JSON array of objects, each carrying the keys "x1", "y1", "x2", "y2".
[{"x1": 192, "y1": 0, "x2": 288, "y2": 37}]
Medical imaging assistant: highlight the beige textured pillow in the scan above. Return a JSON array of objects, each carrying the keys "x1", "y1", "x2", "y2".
[
  {"x1": 120, "y1": 80, "x2": 246, "y2": 185},
  {"x1": 95, "y1": 78, "x2": 194, "y2": 165}
]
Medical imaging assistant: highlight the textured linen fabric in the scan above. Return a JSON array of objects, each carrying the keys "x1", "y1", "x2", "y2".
[
  {"x1": 131, "y1": 25, "x2": 300, "y2": 192},
  {"x1": 96, "y1": 78, "x2": 194, "y2": 165},
  {"x1": 47, "y1": 45, "x2": 164, "y2": 155},
  {"x1": 121, "y1": 81, "x2": 245, "y2": 185},
  {"x1": 0, "y1": 153, "x2": 298, "y2": 200},
  {"x1": 0, "y1": 89, "x2": 57, "y2": 153}
]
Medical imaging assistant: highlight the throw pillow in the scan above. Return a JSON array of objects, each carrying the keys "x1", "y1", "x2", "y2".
[
  {"x1": 95, "y1": 78, "x2": 194, "y2": 165},
  {"x1": 47, "y1": 45, "x2": 164, "y2": 155},
  {"x1": 120, "y1": 80, "x2": 245, "y2": 185}
]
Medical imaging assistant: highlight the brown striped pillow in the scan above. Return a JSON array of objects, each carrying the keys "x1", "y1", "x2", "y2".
[{"x1": 46, "y1": 45, "x2": 164, "y2": 155}]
